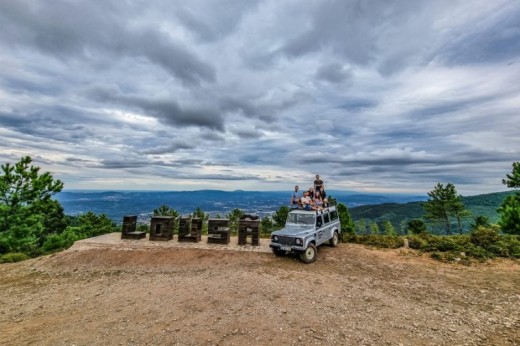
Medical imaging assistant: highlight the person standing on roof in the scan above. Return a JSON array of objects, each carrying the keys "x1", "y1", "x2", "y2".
[{"x1": 314, "y1": 175, "x2": 324, "y2": 194}]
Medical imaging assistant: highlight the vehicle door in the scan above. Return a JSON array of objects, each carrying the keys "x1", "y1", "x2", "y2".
[
  {"x1": 322, "y1": 211, "x2": 333, "y2": 240},
  {"x1": 328, "y1": 209, "x2": 340, "y2": 236},
  {"x1": 315, "y1": 214, "x2": 326, "y2": 245}
]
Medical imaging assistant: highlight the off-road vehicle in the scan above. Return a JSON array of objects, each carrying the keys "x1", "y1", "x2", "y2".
[{"x1": 269, "y1": 206, "x2": 341, "y2": 263}]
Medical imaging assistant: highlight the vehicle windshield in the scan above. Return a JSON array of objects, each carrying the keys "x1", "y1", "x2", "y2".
[{"x1": 286, "y1": 213, "x2": 315, "y2": 226}]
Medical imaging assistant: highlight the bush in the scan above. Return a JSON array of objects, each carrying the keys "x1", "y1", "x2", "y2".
[
  {"x1": 42, "y1": 228, "x2": 78, "y2": 252},
  {"x1": 407, "y1": 219, "x2": 427, "y2": 235},
  {"x1": 464, "y1": 244, "x2": 493, "y2": 261},
  {"x1": 342, "y1": 233, "x2": 358, "y2": 243},
  {"x1": 353, "y1": 235, "x2": 404, "y2": 248},
  {"x1": 0, "y1": 252, "x2": 30, "y2": 263},
  {"x1": 345, "y1": 228, "x2": 519, "y2": 263},
  {"x1": 493, "y1": 235, "x2": 520, "y2": 259},
  {"x1": 497, "y1": 194, "x2": 520, "y2": 235},
  {"x1": 407, "y1": 235, "x2": 427, "y2": 250},
  {"x1": 421, "y1": 234, "x2": 467, "y2": 252},
  {"x1": 469, "y1": 226, "x2": 500, "y2": 250},
  {"x1": 430, "y1": 252, "x2": 443, "y2": 261}
]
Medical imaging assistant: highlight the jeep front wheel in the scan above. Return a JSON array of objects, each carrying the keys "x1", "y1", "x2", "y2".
[
  {"x1": 330, "y1": 231, "x2": 339, "y2": 247},
  {"x1": 299, "y1": 243, "x2": 317, "y2": 263}
]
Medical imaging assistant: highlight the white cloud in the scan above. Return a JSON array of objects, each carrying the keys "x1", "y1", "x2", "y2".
[{"x1": 0, "y1": 0, "x2": 519, "y2": 195}]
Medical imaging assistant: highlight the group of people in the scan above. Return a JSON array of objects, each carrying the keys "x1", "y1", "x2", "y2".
[{"x1": 290, "y1": 175, "x2": 329, "y2": 211}]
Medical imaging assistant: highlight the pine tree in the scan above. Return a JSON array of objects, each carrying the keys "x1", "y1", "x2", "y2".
[
  {"x1": 0, "y1": 156, "x2": 64, "y2": 254},
  {"x1": 337, "y1": 203, "x2": 355, "y2": 235},
  {"x1": 382, "y1": 220, "x2": 396, "y2": 236},
  {"x1": 498, "y1": 162, "x2": 520, "y2": 234},
  {"x1": 423, "y1": 183, "x2": 468, "y2": 234}
]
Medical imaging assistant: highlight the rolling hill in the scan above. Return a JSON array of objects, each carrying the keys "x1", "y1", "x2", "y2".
[{"x1": 349, "y1": 190, "x2": 516, "y2": 234}]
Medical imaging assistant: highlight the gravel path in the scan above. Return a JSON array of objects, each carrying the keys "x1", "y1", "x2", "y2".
[{"x1": 1, "y1": 233, "x2": 519, "y2": 345}]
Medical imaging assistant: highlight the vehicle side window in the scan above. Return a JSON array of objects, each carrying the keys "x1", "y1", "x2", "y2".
[
  {"x1": 323, "y1": 213, "x2": 330, "y2": 224},
  {"x1": 316, "y1": 215, "x2": 323, "y2": 228},
  {"x1": 330, "y1": 210, "x2": 338, "y2": 221}
]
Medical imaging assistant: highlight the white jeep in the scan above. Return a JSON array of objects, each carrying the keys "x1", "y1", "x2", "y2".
[{"x1": 269, "y1": 206, "x2": 341, "y2": 263}]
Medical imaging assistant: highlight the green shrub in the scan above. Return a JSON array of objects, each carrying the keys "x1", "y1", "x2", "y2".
[
  {"x1": 355, "y1": 235, "x2": 404, "y2": 248},
  {"x1": 497, "y1": 194, "x2": 520, "y2": 235},
  {"x1": 42, "y1": 228, "x2": 78, "y2": 252},
  {"x1": 430, "y1": 252, "x2": 443, "y2": 261},
  {"x1": 342, "y1": 233, "x2": 358, "y2": 243},
  {"x1": 0, "y1": 252, "x2": 30, "y2": 263},
  {"x1": 469, "y1": 226, "x2": 500, "y2": 250},
  {"x1": 407, "y1": 219, "x2": 427, "y2": 235},
  {"x1": 137, "y1": 224, "x2": 149, "y2": 233},
  {"x1": 464, "y1": 244, "x2": 493, "y2": 261},
  {"x1": 407, "y1": 235, "x2": 427, "y2": 250},
  {"x1": 421, "y1": 234, "x2": 466, "y2": 252},
  {"x1": 494, "y1": 235, "x2": 520, "y2": 258}
]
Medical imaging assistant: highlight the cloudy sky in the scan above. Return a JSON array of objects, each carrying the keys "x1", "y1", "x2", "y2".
[{"x1": 1, "y1": 0, "x2": 519, "y2": 194}]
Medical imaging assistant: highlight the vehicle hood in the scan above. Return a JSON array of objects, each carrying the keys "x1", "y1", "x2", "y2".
[{"x1": 272, "y1": 225, "x2": 313, "y2": 237}]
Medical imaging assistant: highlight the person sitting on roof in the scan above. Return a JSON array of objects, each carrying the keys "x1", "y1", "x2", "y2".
[
  {"x1": 318, "y1": 186, "x2": 328, "y2": 207},
  {"x1": 300, "y1": 191, "x2": 314, "y2": 211},
  {"x1": 314, "y1": 191, "x2": 324, "y2": 210},
  {"x1": 290, "y1": 185, "x2": 302, "y2": 207}
]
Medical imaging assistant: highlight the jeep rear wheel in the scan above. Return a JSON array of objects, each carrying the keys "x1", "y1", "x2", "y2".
[
  {"x1": 330, "y1": 231, "x2": 339, "y2": 247},
  {"x1": 299, "y1": 243, "x2": 317, "y2": 263}
]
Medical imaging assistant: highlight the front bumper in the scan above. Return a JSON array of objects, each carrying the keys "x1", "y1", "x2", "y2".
[{"x1": 269, "y1": 243, "x2": 305, "y2": 252}]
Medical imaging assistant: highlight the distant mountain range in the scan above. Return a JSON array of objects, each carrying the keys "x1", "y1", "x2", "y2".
[
  {"x1": 56, "y1": 190, "x2": 513, "y2": 232},
  {"x1": 56, "y1": 189, "x2": 426, "y2": 222}
]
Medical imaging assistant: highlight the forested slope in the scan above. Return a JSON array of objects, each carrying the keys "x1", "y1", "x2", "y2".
[{"x1": 349, "y1": 191, "x2": 515, "y2": 233}]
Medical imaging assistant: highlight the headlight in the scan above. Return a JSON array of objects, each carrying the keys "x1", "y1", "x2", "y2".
[
  {"x1": 272, "y1": 235, "x2": 278, "y2": 242},
  {"x1": 295, "y1": 238, "x2": 302, "y2": 245}
]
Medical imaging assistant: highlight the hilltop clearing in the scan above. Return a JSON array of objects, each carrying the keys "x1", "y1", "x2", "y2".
[{"x1": 1, "y1": 235, "x2": 519, "y2": 345}]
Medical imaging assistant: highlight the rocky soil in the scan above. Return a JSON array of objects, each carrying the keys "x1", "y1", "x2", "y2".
[{"x1": 1, "y1": 233, "x2": 519, "y2": 345}]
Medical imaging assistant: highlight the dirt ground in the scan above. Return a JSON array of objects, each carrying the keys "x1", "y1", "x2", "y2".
[{"x1": 1, "y1": 233, "x2": 519, "y2": 346}]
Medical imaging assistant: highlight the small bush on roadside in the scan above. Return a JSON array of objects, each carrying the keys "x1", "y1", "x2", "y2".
[
  {"x1": 345, "y1": 224, "x2": 518, "y2": 263},
  {"x1": 407, "y1": 235, "x2": 427, "y2": 250},
  {"x1": 342, "y1": 233, "x2": 358, "y2": 243},
  {"x1": 493, "y1": 235, "x2": 520, "y2": 258},
  {"x1": 430, "y1": 252, "x2": 442, "y2": 261},
  {"x1": 42, "y1": 228, "x2": 78, "y2": 252},
  {"x1": 0, "y1": 252, "x2": 30, "y2": 263},
  {"x1": 421, "y1": 234, "x2": 467, "y2": 252},
  {"x1": 464, "y1": 244, "x2": 493, "y2": 261},
  {"x1": 406, "y1": 219, "x2": 427, "y2": 235},
  {"x1": 353, "y1": 235, "x2": 404, "y2": 248},
  {"x1": 469, "y1": 226, "x2": 500, "y2": 250}
]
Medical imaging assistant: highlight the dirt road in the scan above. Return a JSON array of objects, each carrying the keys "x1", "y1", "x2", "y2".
[{"x1": 1, "y1": 233, "x2": 519, "y2": 345}]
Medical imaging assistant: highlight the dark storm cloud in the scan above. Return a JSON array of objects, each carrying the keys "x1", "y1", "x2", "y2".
[
  {"x1": 336, "y1": 98, "x2": 377, "y2": 112},
  {"x1": 173, "y1": 1, "x2": 256, "y2": 42},
  {"x1": 0, "y1": 75, "x2": 63, "y2": 96},
  {"x1": 86, "y1": 85, "x2": 224, "y2": 131},
  {"x1": 0, "y1": 108, "x2": 97, "y2": 142},
  {"x1": 315, "y1": 63, "x2": 353, "y2": 84},
  {"x1": 99, "y1": 159, "x2": 151, "y2": 169},
  {"x1": 437, "y1": 4, "x2": 520, "y2": 65},
  {"x1": 278, "y1": 0, "x2": 428, "y2": 69},
  {"x1": 231, "y1": 127, "x2": 263, "y2": 139},
  {"x1": 299, "y1": 149, "x2": 518, "y2": 167},
  {"x1": 0, "y1": 1, "x2": 215, "y2": 86},
  {"x1": 177, "y1": 173, "x2": 260, "y2": 181},
  {"x1": 142, "y1": 140, "x2": 196, "y2": 155}
]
